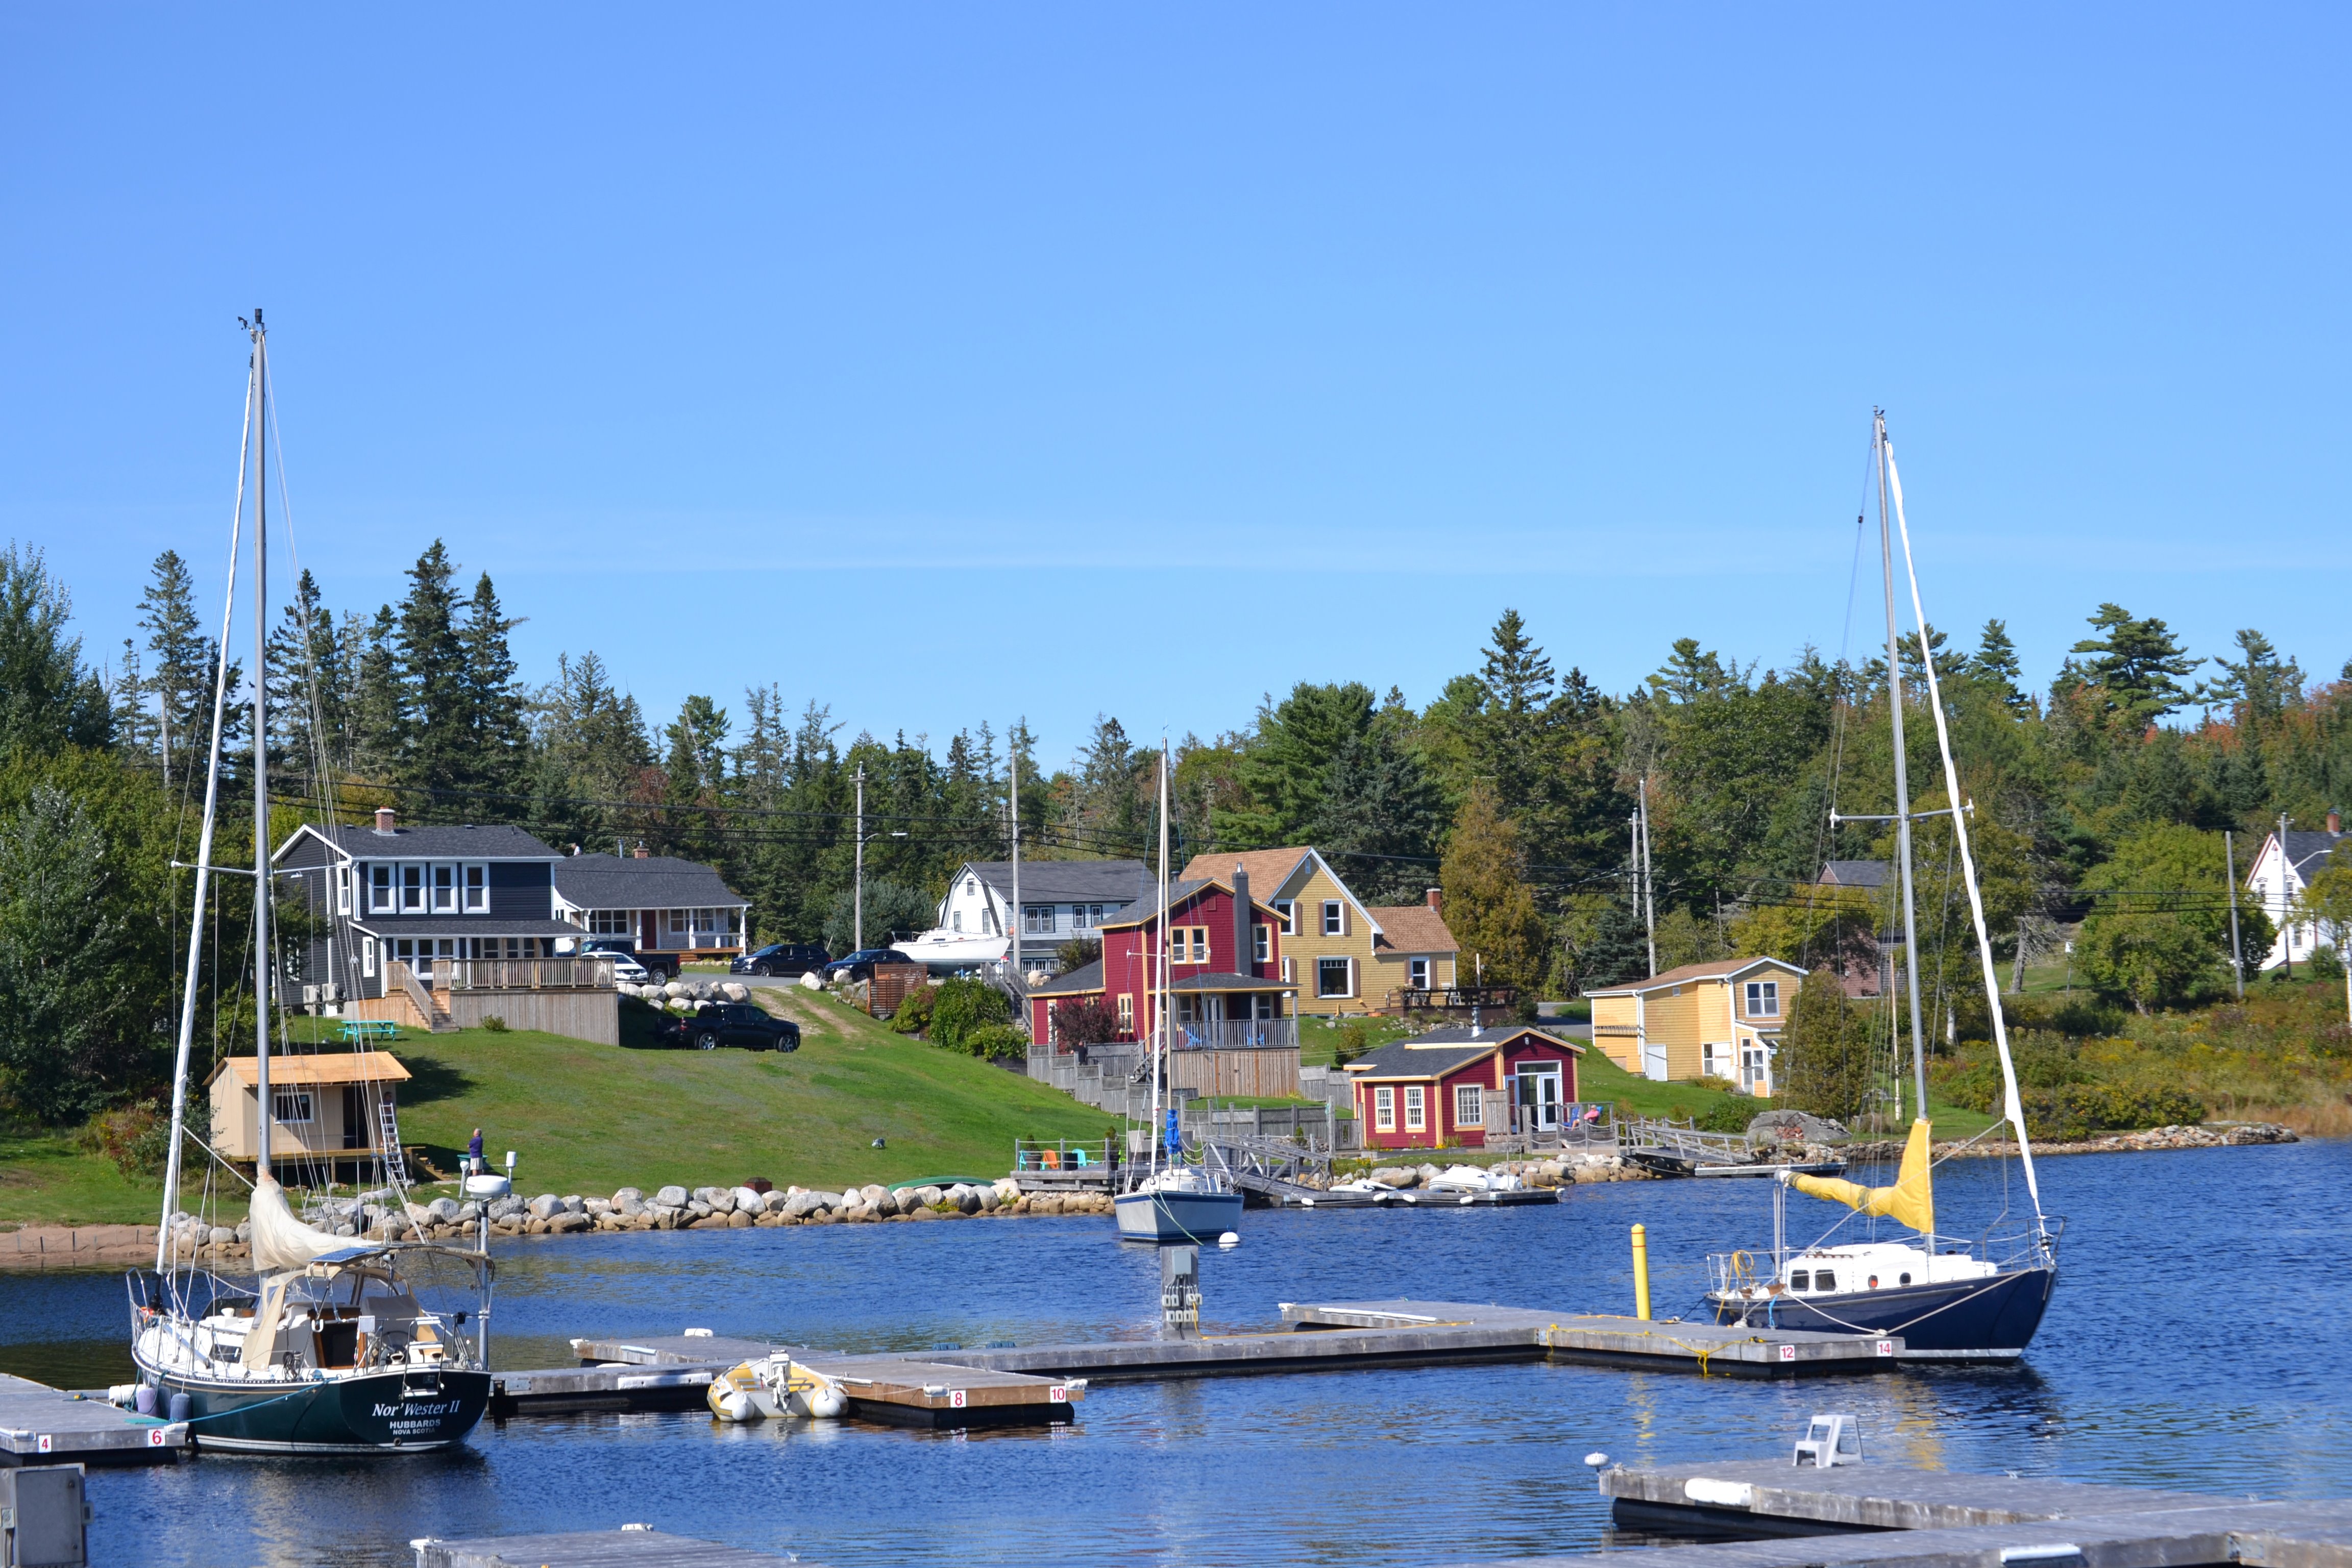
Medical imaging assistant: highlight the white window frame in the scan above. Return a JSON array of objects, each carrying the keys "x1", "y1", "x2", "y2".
[
  {"x1": 362, "y1": 936, "x2": 377, "y2": 978},
  {"x1": 1281, "y1": 956, "x2": 1295, "y2": 984},
  {"x1": 590, "y1": 909, "x2": 631, "y2": 937},
  {"x1": 462, "y1": 863, "x2": 488, "y2": 912},
  {"x1": 1273, "y1": 899, "x2": 1295, "y2": 936},
  {"x1": 1116, "y1": 994, "x2": 1134, "y2": 1032},
  {"x1": 1408, "y1": 957, "x2": 1430, "y2": 990},
  {"x1": 668, "y1": 909, "x2": 690, "y2": 936},
  {"x1": 1455, "y1": 1083, "x2": 1482, "y2": 1129},
  {"x1": 273, "y1": 1090, "x2": 314, "y2": 1124},
  {"x1": 1745, "y1": 980, "x2": 1780, "y2": 1018},
  {"x1": 1317, "y1": 956, "x2": 1352, "y2": 999},
  {"x1": 369, "y1": 863, "x2": 394, "y2": 913},
  {"x1": 1374, "y1": 1086, "x2": 1395, "y2": 1132},
  {"x1": 335, "y1": 864, "x2": 352, "y2": 916},
  {"x1": 1024, "y1": 904, "x2": 1055, "y2": 935},
  {"x1": 429, "y1": 862, "x2": 457, "y2": 913},
  {"x1": 400, "y1": 863, "x2": 425, "y2": 912},
  {"x1": 1404, "y1": 1085, "x2": 1426, "y2": 1133},
  {"x1": 1253, "y1": 923, "x2": 1270, "y2": 964},
  {"x1": 1322, "y1": 899, "x2": 1344, "y2": 937}
]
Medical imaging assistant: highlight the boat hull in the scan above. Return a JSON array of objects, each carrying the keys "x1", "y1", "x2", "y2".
[
  {"x1": 136, "y1": 1360, "x2": 491, "y2": 1453},
  {"x1": 1114, "y1": 1189, "x2": 1243, "y2": 1243},
  {"x1": 1709, "y1": 1264, "x2": 2056, "y2": 1358}
]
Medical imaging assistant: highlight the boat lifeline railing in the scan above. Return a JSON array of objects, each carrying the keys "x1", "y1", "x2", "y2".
[{"x1": 1702, "y1": 1214, "x2": 2058, "y2": 1297}]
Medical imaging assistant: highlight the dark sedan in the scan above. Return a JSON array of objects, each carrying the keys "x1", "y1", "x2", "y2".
[
  {"x1": 657, "y1": 1003, "x2": 802, "y2": 1052},
  {"x1": 732, "y1": 942, "x2": 832, "y2": 978},
  {"x1": 824, "y1": 947, "x2": 909, "y2": 983}
]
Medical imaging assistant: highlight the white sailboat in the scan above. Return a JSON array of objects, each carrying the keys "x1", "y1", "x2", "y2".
[
  {"x1": 1706, "y1": 412, "x2": 2058, "y2": 1358},
  {"x1": 1114, "y1": 743, "x2": 1244, "y2": 1243},
  {"x1": 127, "y1": 310, "x2": 496, "y2": 1450}
]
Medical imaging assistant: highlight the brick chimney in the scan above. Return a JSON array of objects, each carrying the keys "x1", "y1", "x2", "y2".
[
  {"x1": 633, "y1": 841, "x2": 650, "y2": 859},
  {"x1": 1426, "y1": 887, "x2": 1442, "y2": 913},
  {"x1": 2331, "y1": 808, "x2": 2343, "y2": 836},
  {"x1": 373, "y1": 807, "x2": 396, "y2": 835},
  {"x1": 1232, "y1": 864, "x2": 1252, "y2": 972}
]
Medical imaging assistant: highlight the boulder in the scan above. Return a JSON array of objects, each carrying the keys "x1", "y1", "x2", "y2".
[
  {"x1": 664, "y1": 981, "x2": 689, "y2": 998},
  {"x1": 613, "y1": 1186, "x2": 645, "y2": 1206},
  {"x1": 727, "y1": 1209, "x2": 754, "y2": 1227},
  {"x1": 1747, "y1": 1109, "x2": 1849, "y2": 1146},
  {"x1": 527, "y1": 1194, "x2": 566, "y2": 1220},
  {"x1": 976, "y1": 1186, "x2": 999, "y2": 1212},
  {"x1": 909, "y1": 1206, "x2": 942, "y2": 1221},
  {"x1": 994, "y1": 1178, "x2": 1022, "y2": 1205},
  {"x1": 655, "y1": 1185, "x2": 690, "y2": 1208},
  {"x1": 721, "y1": 983, "x2": 749, "y2": 1002},
  {"x1": 860, "y1": 1184, "x2": 888, "y2": 1206},
  {"x1": 560, "y1": 1195, "x2": 586, "y2": 1214},
  {"x1": 547, "y1": 1212, "x2": 593, "y2": 1234},
  {"x1": 783, "y1": 1191, "x2": 826, "y2": 1219},
  {"x1": 585, "y1": 1197, "x2": 612, "y2": 1216},
  {"x1": 731, "y1": 1186, "x2": 767, "y2": 1214},
  {"x1": 426, "y1": 1196, "x2": 462, "y2": 1223},
  {"x1": 1031, "y1": 1194, "x2": 1061, "y2": 1216},
  {"x1": 486, "y1": 1195, "x2": 526, "y2": 1221},
  {"x1": 955, "y1": 1186, "x2": 983, "y2": 1214},
  {"x1": 702, "y1": 1188, "x2": 737, "y2": 1215},
  {"x1": 915, "y1": 1185, "x2": 943, "y2": 1208},
  {"x1": 208, "y1": 1226, "x2": 237, "y2": 1246},
  {"x1": 1372, "y1": 1167, "x2": 1415, "y2": 1188},
  {"x1": 686, "y1": 1200, "x2": 713, "y2": 1218},
  {"x1": 798, "y1": 969, "x2": 823, "y2": 990}
]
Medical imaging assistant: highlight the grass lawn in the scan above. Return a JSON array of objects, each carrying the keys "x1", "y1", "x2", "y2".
[
  {"x1": 0, "y1": 991, "x2": 1123, "y2": 1227},
  {"x1": 1296, "y1": 1014, "x2": 1416, "y2": 1068},
  {"x1": 1576, "y1": 1047, "x2": 2002, "y2": 1140}
]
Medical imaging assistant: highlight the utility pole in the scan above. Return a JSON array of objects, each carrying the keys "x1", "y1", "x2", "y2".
[
  {"x1": 2278, "y1": 812, "x2": 2293, "y2": 979},
  {"x1": 2225, "y1": 829, "x2": 2245, "y2": 999},
  {"x1": 1637, "y1": 778, "x2": 1657, "y2": 978},
  {"x1": 1009, "y1": 727, "x2": 1021, "y2": 982},
  {"x1": 854, "y1": 763, "x2": 866, "y2": 953}
]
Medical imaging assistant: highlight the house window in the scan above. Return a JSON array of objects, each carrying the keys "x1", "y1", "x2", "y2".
[
  {"x1": 1072, "y1": 904, "x2": 1096, "y2": 930},
  {"x1": 1408, "y1": 957, "x2": 1430, "y2": 990},
  {"x1": 1282, "y1": 957, "x2": 1295, "y2": 984},
  {"x1": 1116, "y1": 994, "x2": 1134, "y2": 1032},
  {"x1": 463, "y1": 863, "x2": 488, "y2": 912},
  {"x1": 1455, "y1": 1084, "x2": 1482, "y2": 1128},
  {"x1": 1025, "y1": 905, "x2": 1055, "y2": 935},
  {"x1": 1322, "y1": 900, "x2": 1344, "y2": 937},
  {"x1": 1168, "y1": 926, "x2": 1209, "y2": 964},
  {"x1": 1745, "y1": 981, "x2": 1780, "y2": 1018},
  {"x1": 362, "y1": 937, "x2": 377, "y2": 978},
  {"x1": 952, "y1": 911, "x2": 963, "y2": 932},
  {"x1": 400, "y1": 864, "x2": 424, "y2": 911},
  {"x1": 335, "y1": 865, "x2": 352, "y2": 915},
  {"x1": 668, "y1": 909, "x2": 690, "y2": 935},
  {"x1": 1273, "y1": 899, "x2": 1295, "y2": 935},
  {"x1": 430, "y1": 863, "x2": 456, "y2": 912},
  {"x1": 1191, "y1": 927, "x2": 1208, "y2": 963},
  {"x1": 273, "y1": 1090, "x2": 314, "y2": 1124},
  {"x1": 1374, "y1": 1086, "x2": 1395, "y2": 1132},
  {"x1": 1253, "y1": 924, "x2": 1271, "y2": 964},
  {"x1": 1404, "y1": 1085, "x2": 1426, "y2": 1133},
  {"x1": 1317, "y1": 957, "x2": 1352, "y2": 998},
  {"x1": 369, "y1": 864, "x2": 393, "y2": 912},
  {"x1": 590, "y1": 910, "x2": 631, "y2": 936},
  {"x1": 982, "y1": 904, "x2": 997, "y2": 935}
]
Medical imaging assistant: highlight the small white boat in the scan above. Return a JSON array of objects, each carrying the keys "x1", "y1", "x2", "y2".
[
  {"x1": 1426, "y1": 1164, "x2": 1525, "y2": 1194},
  {"x1": 1324, "y1": 1178, "x2": 1414, "y2": 1205},
  {"x1": 706, "y1": 1354, "x2": 847, "y2": 1422},
  {"x1": 1114, "y1": 1166, "x2": 1245, "y2": 1243},
  {"x1": 891, "y1": 929, "x2": 1008, "y2": 971}
]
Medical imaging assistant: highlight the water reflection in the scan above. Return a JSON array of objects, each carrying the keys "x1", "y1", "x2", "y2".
[{"x1": 0, "y1": 1140, "x2": 2341, "y2": 1566}]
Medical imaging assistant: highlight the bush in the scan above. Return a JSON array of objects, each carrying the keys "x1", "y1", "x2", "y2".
[
  {"x1": 481, "y1": 1014, "x2": 508, "y2": 1033},
  {"x1": 2018, "y1": 1082, "x2": 2207, "y2": 1141},
  {"x1": 929, "y1": 977, "x2": 1010, "y2": 1053},
  {"x1": 962, "y1": 1022, "x2": 1028, "y2": 1060},
  {"x1": 891, "y1": 983, "x2": 938, "y2": 1036},
  {"x1": 78, "y1": 1098, "x2": 170, "y2": 1179},
  {"x1": 1332, "y1": 1020, "x2": 1369, "y2": 1064},
  {"x1": 1049, "y1": 994, "x2": 1123, "y2": 1046},
  {"x1": 1695, "y1": 1096, "x2": 1767, "y2": 1134},
  {"x1": 1933, "y1": 1032, "x2": 2204, "y2": 1138},
  {"x1": 1056, "y1": 935, "x2": 1101, "y2": 974},
  {"x1": 2309, "y1": 946, "x2": 2346, "y2": 983}
]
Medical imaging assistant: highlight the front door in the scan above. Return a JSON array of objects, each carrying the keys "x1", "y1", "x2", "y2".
[
  {"x1": 640, "y1": 910, "x2": 658, "y2": 951},
  {"x1": 1741, "y1": 1044, "x2": 1772, "y2": 1095},
  {"x1": 1640, "y1": 1041, "x2": 1669, "y2": 1082},
  {"x1": 1517, "y1": 1065, "x2": 1562, "y2": 1132}
]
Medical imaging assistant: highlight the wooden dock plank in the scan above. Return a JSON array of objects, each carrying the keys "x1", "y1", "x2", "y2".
[
  {"x1": 414, "y1": 1528, "x2": 787, "y2": 1566},
  {"x1": 0, "y1": 1374, "x2": 186, "y2": 1465},
  {"x1": 1600, "y1": 1459, "x2": 2232, "y2": 1530}
]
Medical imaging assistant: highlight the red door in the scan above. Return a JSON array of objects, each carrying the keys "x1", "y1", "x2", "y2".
[{"x1": 640, "y1": 910, "x2": 658, "y2": 951}]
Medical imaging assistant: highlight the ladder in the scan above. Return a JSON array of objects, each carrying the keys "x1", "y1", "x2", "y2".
[{"x1": 376, "y1": 1093, "x2": 408, "y2": 1186}]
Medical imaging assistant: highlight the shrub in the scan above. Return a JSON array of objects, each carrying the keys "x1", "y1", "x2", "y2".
[
  {"x1": 481, "y1": 1015, "x2": 508, "y2": 1033},
  {"x1": 2308, "y1": 946, "x2": 2346, "y2": 983},
  {"x1": 1696, "y1": 1096, "x2": 1766, "y2": 1134},
  {"x1": 1332, "y1": 1020, "x2": 1369, "y2": 1064},
  {"x1": 929, "y1": 977, "x2": 1009, "y2": 1053},
  {"x1": 1056, "y1": 935, "x2": 1101, "y2": 974},
  {"x1": 77, "y1": 1098, "x2": 170, "y2": 1179},
  {"x1": 2017, "y1": 1082, "x2": 2207, "y2": 1141},
  {"x1": 962, "y1": 1022, "x2": 1028, "y2": 1060},
  {"x1": 1050, "y1": 994, "x2": 1123, "y2": 1046},
  {"x1": 891, "y1": 983, "x2": 938, "y2": 1036}
]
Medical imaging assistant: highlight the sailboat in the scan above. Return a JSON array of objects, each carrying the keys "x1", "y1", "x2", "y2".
[
  {"x1": 127, "y1": 310, "x2": 495, "y2": 1451},
  {"x1": 1704, "y1": 412, "x2": 2058, "y2": 1359},
  {"x1": 1112, "y1": 744, "x2": 1245, "y2": 1243}
]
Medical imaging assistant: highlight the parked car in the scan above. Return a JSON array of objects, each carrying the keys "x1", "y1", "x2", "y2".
[
  {"x1": 825, "y1": 947, "x2": 911, "y2": 984},
  {"x1": 602, "y1": 951, "x2": 653, "y2": 985},
  {"x1": 656, "y1": 1002, "x2": 802, "y2": 1052},
  {"x1": 580, "y1": 938, "x2": 679, "y2": 981},
  {"x1": 733, "y1": 942, "x2": 831, "y2": 978}
]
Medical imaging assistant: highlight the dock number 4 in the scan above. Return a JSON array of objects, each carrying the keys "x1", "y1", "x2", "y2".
[
  {"x1": 948, "y1": 1390, "x2": 967, "y2": 1409},
  {"x1": 34, "y1": 1435, "x2": 51, "y2": 1454}
]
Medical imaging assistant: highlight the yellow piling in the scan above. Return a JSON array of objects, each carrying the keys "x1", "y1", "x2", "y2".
[{"x1": 1632, "y1": 1223, "x2": 1651, "y2": 1320}]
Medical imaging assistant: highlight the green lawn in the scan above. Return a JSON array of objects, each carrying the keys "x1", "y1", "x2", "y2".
[
  {"x1": 1296, "y1": 1014, "x2": 1416, "y2": 1067},
  {"x1": 0, "y1": 991, "x2": 1123, "y2": 1226},
  {"x1": 1575, "y1": 1047, "x2": 2001, "y2": 1139}
]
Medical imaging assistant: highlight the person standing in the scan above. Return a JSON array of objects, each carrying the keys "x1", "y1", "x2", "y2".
[{"x1": 467, "y1": 1128, "x2": 485, "y2": 1178}]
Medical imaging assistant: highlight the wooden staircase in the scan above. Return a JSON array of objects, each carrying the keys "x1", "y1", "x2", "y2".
[{"x1": 388, "y1": 962, "x2": 458, "y2": 1033}]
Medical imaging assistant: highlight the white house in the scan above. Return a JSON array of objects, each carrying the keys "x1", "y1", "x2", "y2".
[
  {"x1": 2246, "y1": 812, "x2": 2345, "y2": 969},
  {"x1": 935, "y1": 860, "x2": 1151, "y2": 975}
]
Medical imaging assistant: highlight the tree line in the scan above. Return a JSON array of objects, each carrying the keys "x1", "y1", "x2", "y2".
[{"x1": 6, "y1": 531, "x2": 2351, "y2": 1128}]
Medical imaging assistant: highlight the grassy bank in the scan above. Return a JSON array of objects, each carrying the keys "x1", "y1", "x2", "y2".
[{"x1": 0, "y1": 990, "x2": 1119, "y2": 1227}]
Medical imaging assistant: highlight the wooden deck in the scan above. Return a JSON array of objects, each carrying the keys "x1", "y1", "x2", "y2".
[{"x1": 0, "y1": 1374, "x2": 186, "y2": 1466}]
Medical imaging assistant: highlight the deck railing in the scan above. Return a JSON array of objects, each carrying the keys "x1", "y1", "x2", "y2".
[
  {"x1": 1389, "y1": 985, "x2": 1520, "y2": 1014},
  {"x1": 426, "y1": 957, "x2": 617, "y2": 991}
]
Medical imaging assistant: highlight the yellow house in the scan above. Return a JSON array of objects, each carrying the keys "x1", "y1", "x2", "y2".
[
  {"x1": 1179, "y1": 848, "x2": 1459, "y2": 1016},
  {"x1": 1583, "y1": 957, "x2": 1805, "y2": 1093}
]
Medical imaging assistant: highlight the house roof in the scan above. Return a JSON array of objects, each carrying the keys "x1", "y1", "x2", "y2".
[
  {"x1": 1177, "y1": 846, "x2": 1387, "y2": 936},
  {"x1": 1166, "y1": 972, "x2": 1296, "y2": 993},
  {"x1": 350, "y1": 917, "x2": 583, "y2": 938},
  {"x1": 1370, "y1": 904, "x2": 1458, "y2": 954},
  {"x1": 1582, "y1": 955, "x2": 1806, "y2": 997},
  {"x1": 1032, "y1": 960, "x2": 1106, "y2": 997},
  {"x1": 552, "y1": 853, "x2": 747, "y2": 910},
  {"x1": 2273, "y1": 830, "x2": 2345, "y2": 885},
  {"x1": 1341, "y1": 1025, "x2": 1580, "y2": 1081},
  {"x1": 287, "y1": 822, "x2": 560, "y2": 861},
  {"x1": 1819, "y1": 860, "x2": 1891, "y2": 889},
  {"x1": 209, "y1": 1050, "x2": 411, "y2": 1088},
  {"x1": 957, "y1": 860, "x2": 1150, "y2": 906},
  {"x1": 1095, "y1": 878, "x2": 1293, "y2": 931}
]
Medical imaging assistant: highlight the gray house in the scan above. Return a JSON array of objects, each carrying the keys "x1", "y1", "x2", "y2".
[
  {"x1": 552, "y1": 849, "x2": 752, "y2": 965},
  {"x1": 935, "y1": 859, "x2": 1151, "y2": 974}
]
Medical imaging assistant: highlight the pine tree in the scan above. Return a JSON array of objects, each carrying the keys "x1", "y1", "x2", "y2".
[
  {"x1": 1311, "y1": 723, "x2": 1444, "y2": 904},
  {"x1": 1215, "y1": 682, "x2": 1377, "y2": 849},
  {"x1": 393, "y1": 541, "x2": 469, "y2": 796},
  {"x1": 1438, "y1": 781, "x2": 1546, "y2": 995},
  {"x1": 1776, "y1": 972, "x2": 1877, "y2": 1124},
  {"x1": 2057, "y1": 602, "x2": 2201, "y2": 732},
  {"x1": 1970, "y1": 618, "x2": 2030, "y2": 715},
  {"x1": 133, "y1": 550, "x2": 234, "y2": 776},
  {"x1": 264, "y1": 568, "x2": 348, "y2": 779},
  {"x1": 458, "y1": 572, "x2": 526, "y2": 794},
  {"x1": 660, "y1": 694, "x2": 729, "y2": 859},
  {"x1": 347, "y1": 605, "x2": 402, "y2": 778}
]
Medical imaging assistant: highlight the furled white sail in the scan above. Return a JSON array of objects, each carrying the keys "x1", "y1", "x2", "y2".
[{"x1": 248, "y1": 1177, "x2": 358, "y2": 1275}]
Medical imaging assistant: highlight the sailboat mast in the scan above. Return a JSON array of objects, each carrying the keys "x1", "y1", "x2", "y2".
[
  {"x1": 155, "y1": 355, "x2": 256, "y2": 1274},
  {"x1": 1883, "y1": 442, "x2": 2045, "y2": 1231},
  {"x1": 1875, "y1": 411, "x2": 1929, "y2": 1122},
  {"x1": 251, "y1": 310, "x2": 274, "y2": 1185},
  {"x1": 1152, "y1": 744, "x2": 1170, "y2": 1176}
]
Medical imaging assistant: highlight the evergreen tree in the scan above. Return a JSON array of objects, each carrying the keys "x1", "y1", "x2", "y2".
[
  {"x1": 1310, "y1": 723, "x2": 1444, "y2": 904},
  {"x1": 132, "y1": 549, "x2": 231, "y2": 775},
  {"x1": 393, "y1": 541, "x2": 469, "y2": 796},
  {"x1": 659, "y1": 694, "x2": 729, "y2": 859},
  {"x1": 0, "y1": 546, "x2": 111, "y2": 760},
  {"x1": 1970, "y1": 618, "x2": 2030, "y2": 715},
  {"x1": 1071, "y1": 716, "x2": 1152, "y2": 859},
  {"x1": 1438, "y1": 781, "x2": 1546, "y2": 995},
  {"x1": 2204, "y1": 628, "x2": 2302, "y2": 730},
  {"x1": 264, "y1": 568, "x2": 348, "y2": 778},
  {"x1": 1776, "y1": 971, "x2": 1878, "y2": 1124},
  {"x1": 2057, "y1": 602, "x2": 2201, "y2": 732},
  {"x1": 459, "y1": 572, "x2": 527, "y2": 794},
  {"x1": 1215, "y1": 682, "x2": 1376, "y2": 849},
  {"x1": 347, "y1": 605, "x2": 402, "y2": 778}
]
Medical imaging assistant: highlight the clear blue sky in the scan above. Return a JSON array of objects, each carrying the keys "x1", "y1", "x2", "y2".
[{"x1": 5, "y1": 6, "x2": 2345, "y2": 767}]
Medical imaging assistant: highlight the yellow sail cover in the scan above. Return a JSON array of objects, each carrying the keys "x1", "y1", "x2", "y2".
[{"x1": 1788, "y1": 1117, "x2": 1935, "y2": 1236}]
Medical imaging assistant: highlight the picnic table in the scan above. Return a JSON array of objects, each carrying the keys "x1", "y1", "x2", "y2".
[{"x1": 337, "y1": 1019, "x2": 402, "y2": 1043}]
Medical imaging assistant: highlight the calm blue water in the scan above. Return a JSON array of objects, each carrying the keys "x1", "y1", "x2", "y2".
[{"x1": 8, "y1": 1140, "x2": 2347, "y2": 1568}]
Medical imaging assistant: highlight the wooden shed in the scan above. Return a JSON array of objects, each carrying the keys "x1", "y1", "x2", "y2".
[{"x1": 206, "y1": 1051, "x2": 411, "y2": 1177}]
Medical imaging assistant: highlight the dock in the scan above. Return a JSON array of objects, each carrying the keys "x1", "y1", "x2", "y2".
[
  {"x1": 413, "y1": 1527, "x2": 789, "y2": 1566},
  {"x1": 1448, "y1": 1458, "x2": 2352, "y2": 1568},
  {"x1": 546, "y1": 1299, "x2": 1898, "y2": 1412},
  {"x1": 0, "y1": 1374, "x2": 186, "y2": 1466}
]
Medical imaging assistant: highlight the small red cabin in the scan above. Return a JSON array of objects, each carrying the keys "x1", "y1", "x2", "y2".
[{"x1": 1342, "y1": 1025, "x2": 1584, "y2": 1149}]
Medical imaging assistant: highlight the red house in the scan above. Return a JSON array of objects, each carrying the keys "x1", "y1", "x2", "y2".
[
  {"x1": 1029, "y1": 865, "x2": 1294, "y2": 1046},
  {"x1": 1342, "y1": 1025, "x2": 1584, "y2": 1150}
]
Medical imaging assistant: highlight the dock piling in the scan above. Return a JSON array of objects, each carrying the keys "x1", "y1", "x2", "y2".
[{"x1": 1632, "y1": 1224, "x2": 1652, "y2": 1320}]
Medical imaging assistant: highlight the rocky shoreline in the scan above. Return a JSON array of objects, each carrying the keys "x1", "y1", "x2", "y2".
[{"x1": 1841, "y1": 1120, "x2": 2299, "y2": 1163}]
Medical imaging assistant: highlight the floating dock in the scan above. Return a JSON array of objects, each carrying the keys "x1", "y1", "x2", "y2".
[
  {"x1": 0, "y1": 1373, "x2": 186, "y2": 1466},
  {"x1": 1447, "y1": 1458, "x2": 2352, "y2": 1568},
  {"x1": 413, "y1": 1527, "x2": 789, "y2": 1566},
  {"x1": 532, "y1": 1298, "x2": 1896, "y2": 1423}
]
